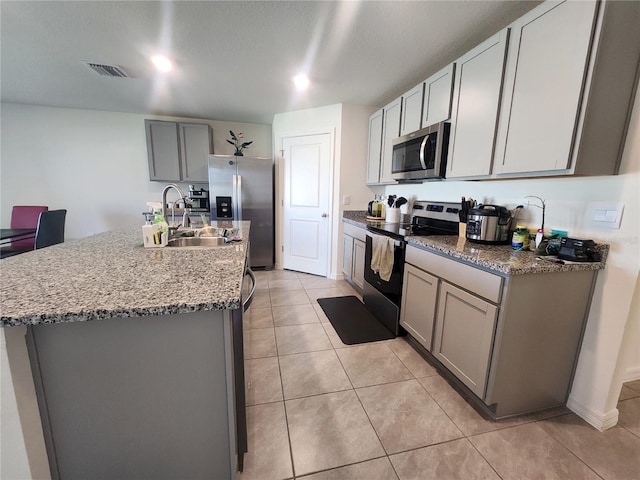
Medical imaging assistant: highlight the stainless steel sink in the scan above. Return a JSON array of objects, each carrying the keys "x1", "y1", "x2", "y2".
[{"x1": 166, "y1": 236, "x2": 228, "y2": 247}]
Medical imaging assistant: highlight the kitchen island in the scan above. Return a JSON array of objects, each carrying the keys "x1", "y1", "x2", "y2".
[{"x1": 0, "y1": 222, "x2": 251, "y2": 479}]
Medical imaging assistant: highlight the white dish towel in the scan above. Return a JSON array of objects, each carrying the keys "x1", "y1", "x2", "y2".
[{"x1": 370, "y1": 234, "x2": 395, "y2": 282}]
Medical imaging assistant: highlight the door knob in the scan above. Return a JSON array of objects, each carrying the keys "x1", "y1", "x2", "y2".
[{"x1": 321, "y1": 213, "x2": 328, "y2": 218}]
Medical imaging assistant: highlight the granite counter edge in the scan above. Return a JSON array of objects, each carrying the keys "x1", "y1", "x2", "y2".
[
  {"x1": 341, "y1": 214, "x2": 607, "y2": 276},
  {"x1": 1, "y1": 299, "x2": 241, "y2": 328}
]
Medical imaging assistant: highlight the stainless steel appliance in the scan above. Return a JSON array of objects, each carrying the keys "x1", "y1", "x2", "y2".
[
  {"x1": 364, "y1": 200, "x2": 460, "y2": 335},
  {"x1": 187, "y1": 187, "x2": 210, "y2": 212},
  {"x1": 391, "y1": 122, "x2": 450, "y2": 181},
  {"x1": 208, "y1": 155, "x2": 274, "y2": 268},
  {"x1": 466, "y1": 204, "x2": 513, "y2": 244}
]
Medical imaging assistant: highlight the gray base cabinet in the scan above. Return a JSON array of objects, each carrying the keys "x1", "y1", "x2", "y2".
[
  {"x1": 145, "y1": 120, "x2": 212, "y2": 183},
  {"x1": 400, "y1": 263, "x2": 438, "y2": 350},
  {"x1": 28, "y1": 310, "x2": 239, "y2": 480},
  {"x1": 342, "y1": 222, "x2": 366, "y2": 292},
  {"x1": 403, "y1": 244, "x2": 597, "y2": 418},
  {"x1": 433, "y1": 282, "x2": 498, "y2": 398}
]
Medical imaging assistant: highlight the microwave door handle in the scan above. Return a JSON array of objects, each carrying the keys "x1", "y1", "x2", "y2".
[{"x1": 419, "y1": 135, "x2": 429, "y2": 170}]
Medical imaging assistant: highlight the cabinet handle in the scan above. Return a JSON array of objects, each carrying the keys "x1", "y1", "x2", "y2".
[{"x1": 321, "y1": 213, "x2": 328, "y2": 218}]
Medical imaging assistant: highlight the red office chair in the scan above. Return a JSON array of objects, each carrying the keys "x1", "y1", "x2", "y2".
[{"x1": 0, "y1": 205, "x2": 48, "y2": 258}]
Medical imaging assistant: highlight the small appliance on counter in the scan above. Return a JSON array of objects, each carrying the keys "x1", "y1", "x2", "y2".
[
  {"x1": 557, "y1": 237, "x2": 602, "y2": 262},
  {"x1": 187, "y1": 186, "x2": 210, "y2": 212},
  {"x1": 466, "y1": 204, "x2": 513, "y2": 244}
]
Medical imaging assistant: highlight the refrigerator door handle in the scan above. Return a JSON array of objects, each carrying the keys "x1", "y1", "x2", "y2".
[{"x1": 236, "y1": 174, "x2": 243, "y2": 221}]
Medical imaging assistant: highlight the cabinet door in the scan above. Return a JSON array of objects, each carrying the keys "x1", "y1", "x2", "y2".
[
  {"x1": 423, "y1": 63, "x2": 455, "y2": 126},
  {"x1": 342, "y1": 233, "x2": 354, "y2": 279},
  {"x1": 433, "y1": 282, "x2": 498, "y2": 398},
  {"x1": 400, "y1": 264, "x2": 438, "y2": 351},
  {"x1": 493, "y1": 1, "x2": 598, "y2": 175},
  {"x1": 366, "y1": 109, "x2": 384, "y2": 185},
  {"x1": 400, "y1": 83, "x2": 424, "y2": 135},
  {"x1": 447, "y1": 30, "x2": 509, "y2": 179},
  {"x1": 380, "y1": 97, "x2": 402, "y2": 184},
  {"x1": 180, "y1": 123, "x2": 212, "y2": 182},
  {"x1": 145, "y1": 120, "x2": 181, "y2": 181},
  {"x1": 352, "y1": 238, "x2": 365, "y2": 291}
]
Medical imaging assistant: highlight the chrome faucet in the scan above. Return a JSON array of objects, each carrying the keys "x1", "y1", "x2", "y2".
[{"x1": 161, "y1": 183, "x2": 191, "y2": 233}]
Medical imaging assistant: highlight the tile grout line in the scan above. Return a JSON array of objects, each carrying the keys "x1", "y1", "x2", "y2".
[
  {"x1": 271, "y1": 294, "x2": 298, "y2": 480},
  {"x1": 254, "y1": 270, "x2": 638, "y2": 478}
]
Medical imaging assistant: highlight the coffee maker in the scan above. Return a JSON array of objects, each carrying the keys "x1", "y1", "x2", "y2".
[{"x1": 187, "y1": 187, "x2": 210, "y2": 212}]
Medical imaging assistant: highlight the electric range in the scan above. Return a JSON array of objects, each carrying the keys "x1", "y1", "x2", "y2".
[{"x1": 363, "y1": 200, "x2": 461, "y2": 336}]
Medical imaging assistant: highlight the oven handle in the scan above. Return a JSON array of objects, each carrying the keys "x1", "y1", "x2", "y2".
[{"x1": 366, "y1": 231, "x2": 406, "y2": 248}]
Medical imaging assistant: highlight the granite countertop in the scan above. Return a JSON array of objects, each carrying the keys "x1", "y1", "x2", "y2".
[
  {"x1": 342, "y1": 211, "x2": 608, "y2": 276},
  {"x1": 0, "y1": 221, "x2": 250, "y2": 327}
]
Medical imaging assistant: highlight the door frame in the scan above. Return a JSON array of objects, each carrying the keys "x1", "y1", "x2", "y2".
[{"x1": 275, "y1": 128, "x2": 336, "y2": 277}]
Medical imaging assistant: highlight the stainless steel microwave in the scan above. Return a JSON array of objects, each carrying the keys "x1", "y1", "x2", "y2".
[{"x1": 391, "y1": 121, "x2": 450, "y2": 181}]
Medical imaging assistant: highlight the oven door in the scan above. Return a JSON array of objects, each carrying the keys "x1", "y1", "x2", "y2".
[{"x1": 364, "y1": 232, "x2": 405, "y2": 306}]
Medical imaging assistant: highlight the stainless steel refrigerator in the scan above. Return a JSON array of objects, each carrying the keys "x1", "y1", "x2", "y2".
[{"x1": 208, "y1": 155, "x2": 274, "y2": 269}]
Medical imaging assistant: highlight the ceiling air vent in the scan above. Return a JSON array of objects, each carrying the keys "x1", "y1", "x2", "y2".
[{"x1": 84, "y1": 62, "x2": 131, "y2": 78}]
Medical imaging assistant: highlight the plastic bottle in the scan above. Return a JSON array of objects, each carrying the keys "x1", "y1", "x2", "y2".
[
  {"x1": 511, "y1": 226, "x2": 530, "y2": 251},
  {"x1": 154, "y1": 210, "x2": 169, "y2": 245}
]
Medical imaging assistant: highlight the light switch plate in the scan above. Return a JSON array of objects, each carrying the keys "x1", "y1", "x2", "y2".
[{"x1": 591, "y1": 202, "x2": 624, "y2": 229}]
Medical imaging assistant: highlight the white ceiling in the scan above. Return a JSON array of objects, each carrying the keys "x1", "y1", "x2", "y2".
[{"x1": 1, "y1": 1, "x2": 541, "y2": 125}]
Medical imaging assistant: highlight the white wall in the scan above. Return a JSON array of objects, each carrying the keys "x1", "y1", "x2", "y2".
[
  {"x1": 0, "y1": 103, "x2": 272, "y2": 239},
  {"x1": 383, "y1": 83, "x2": 640, "y2": 430},
  {"x1": 272, "y1": 103, "x2": 377, "y2": 279},
  {"x1": 339, "y1": 104, "x2": 379, "y2": 211}
]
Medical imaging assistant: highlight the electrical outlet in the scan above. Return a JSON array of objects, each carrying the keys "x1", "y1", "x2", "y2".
[
  {"x1": 591, "y1": 202, "x2": 624, "y2": 229},
  {"x1": 343, "y1": 195, "x2": 351, "y2": 206}
]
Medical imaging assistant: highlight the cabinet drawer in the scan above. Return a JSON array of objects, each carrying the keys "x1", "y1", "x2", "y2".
[
  {"x1": 406, "y1": 245, "x2": 502, "y2": 304},
  {"x1": 343, "y1": 222, "x2": 366, "y2": 242}
]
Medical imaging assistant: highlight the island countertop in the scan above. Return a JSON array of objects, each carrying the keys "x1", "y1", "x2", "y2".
[
  {"x1": 0, "y1": 221, "x2": 250, "y2": 327},
  {"x1": 343, "y1": 211, "x2": 608, "y2": 276}
]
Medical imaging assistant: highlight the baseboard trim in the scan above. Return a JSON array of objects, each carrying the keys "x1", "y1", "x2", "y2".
[
  {"x1": 624, "y1": 366, "x2": 640, "y2": 382},
  {"x1": 567, "y1": 395, "x2": 619, "y2": 431}
]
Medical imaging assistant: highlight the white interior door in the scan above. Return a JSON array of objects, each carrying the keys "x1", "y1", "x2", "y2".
[{"x1": 282, "y1": 133, "x2": 331, "y2": 276}]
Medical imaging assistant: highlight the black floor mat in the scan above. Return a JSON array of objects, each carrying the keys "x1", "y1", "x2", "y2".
[{"x1": 317, "y1": 296, "x2": 395, "y2": 345}]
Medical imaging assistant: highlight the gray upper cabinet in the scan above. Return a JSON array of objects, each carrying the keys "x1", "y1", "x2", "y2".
[
  {"x1": 493, "y1": 1, "x2": 597, "y2": 175},
  {"x1": 366, "y1": 109, "x2": 384, "y2": 185},
  {"x1": 400, "y1": 83, "x2": 424, "y2": 136},
  {"x1": 494, "y1": 0, "x2": 639, "y2": 177},
  {"x1": 422, "y1": 63, "x2": 455, "y2": 127},
  {"x1": 446, "y1": 29, "x2": 509, "y2": 179},
  {"x1": 145, "y1": 120, "x2": 212, "y2": 183},
  {"x1": 380, "y1": 97, "x2": 402, "y2": 184}
]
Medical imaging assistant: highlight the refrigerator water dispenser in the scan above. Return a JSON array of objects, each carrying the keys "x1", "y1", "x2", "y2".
[{"x1": 216, "y1": 196, "x2": 233, "y2": 218}]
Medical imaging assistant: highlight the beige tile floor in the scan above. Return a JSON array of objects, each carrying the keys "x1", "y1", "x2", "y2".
[{"x1": 239, "y1": 269, "x2": 640, "y2": 480}]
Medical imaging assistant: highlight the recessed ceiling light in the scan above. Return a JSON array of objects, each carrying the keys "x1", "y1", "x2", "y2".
[
  {"x1": 293, "y1": 73, "x2": 310, "y2": 91},
  {"x1": 151, "y1": 55, "x2": 173, "y2": 72}
]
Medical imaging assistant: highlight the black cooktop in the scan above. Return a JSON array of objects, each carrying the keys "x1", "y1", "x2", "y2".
[
  {"x1": 366, "y1": 221, "x2": 412, "y2": 239},
  {"x1": 366, "y1": 200, "x2": 461, "y2": 240}
]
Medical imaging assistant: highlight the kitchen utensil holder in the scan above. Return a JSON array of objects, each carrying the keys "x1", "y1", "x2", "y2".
[{"x1": 386, "y1": 208, "x2": 400, "y2": 223}]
